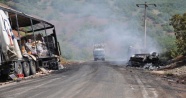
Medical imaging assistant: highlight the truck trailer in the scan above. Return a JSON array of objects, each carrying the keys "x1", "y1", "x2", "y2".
[{"x1": 0, "y1": 6, "x2": 61, "y2": 79}]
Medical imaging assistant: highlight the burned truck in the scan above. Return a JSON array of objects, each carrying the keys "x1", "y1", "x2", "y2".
[
  {"x1": 0, "y1": 6, "x2": 61, "y2": 79},
  {"x1": 127, "y1": 52, "x2": 161, "y2": 68}
]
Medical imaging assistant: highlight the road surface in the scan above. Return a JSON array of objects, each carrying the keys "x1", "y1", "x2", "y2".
[{"x1": 0, "y1": 61, "x2": 185, "y2": 98}]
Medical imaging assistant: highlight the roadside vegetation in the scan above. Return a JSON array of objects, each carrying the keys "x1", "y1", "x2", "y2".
[{"x1": 170, "y1": 14, "x2": 186, "y2": 56}]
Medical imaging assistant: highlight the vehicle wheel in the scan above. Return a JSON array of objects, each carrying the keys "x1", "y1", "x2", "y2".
[
  {"x1": 94, "y1": 58, "x2": 97, "y2": 61},
  {"x1": 15, "y1": 61, "x2": 23, "y2": 75},
  {"x1": 30, "y1": 61, "x2": 36, "y2": 75},
  {"x1": 22, "y1": 62, "x2": 30, "y2": 77},
  {"x1": 102, "y1": 58, "x2": 105, "y2": 61}
]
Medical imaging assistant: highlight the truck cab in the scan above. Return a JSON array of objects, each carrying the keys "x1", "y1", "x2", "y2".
[
  {"x1": 93, "y1": 44, "x2": 105, "y2": 61},
  {"x1": 93, "y1": 49, "x2": 105, "y2": 61}
]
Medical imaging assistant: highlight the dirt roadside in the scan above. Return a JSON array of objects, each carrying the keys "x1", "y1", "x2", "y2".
[
  {"x1": 150, "y1": 69, "x2": 186, "y2": 97},
  {"x1": 148, "y1": 55, "x2": 186, "y2": 97},
  {"x1": 151, "y1": 55, "x2": 186, "y2": 84}
]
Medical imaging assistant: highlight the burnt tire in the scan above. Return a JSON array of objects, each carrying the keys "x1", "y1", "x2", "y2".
[
  {"x1": 49, "y1": 61, "x2": 59, "y2": 70},
  {"x1": 30, "y1": 61, "x2": 36, "y2": 75},
  {"x1": 22, "y1": 62, "x2": 30, "y2": 77},
  {"x1": 15, "y1": 61, "x2": 23, "y2": 75}
]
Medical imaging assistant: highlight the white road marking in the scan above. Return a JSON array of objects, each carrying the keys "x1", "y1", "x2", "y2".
[
  {"x1": 135, "y1": 76, "x2": 159, "y2": 98},
  {"x1": 135, "y1": 75, "x2": 149, "y2": 98}
]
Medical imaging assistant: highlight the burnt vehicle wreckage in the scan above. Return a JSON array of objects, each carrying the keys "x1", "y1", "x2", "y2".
[
  {"x1": 127, "y1": 52, "x2": 163, "y2": 69},
  {"x1": 0, "y1": 6, "x2": 61, "y2": 79}
]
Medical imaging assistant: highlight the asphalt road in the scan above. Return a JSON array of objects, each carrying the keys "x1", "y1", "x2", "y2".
[{"x1": 0, "y1": 61, "x2": 185, "y2": 98}]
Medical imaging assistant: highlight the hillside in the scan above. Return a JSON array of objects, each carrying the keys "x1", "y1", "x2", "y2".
[{"x1": 1, "y1": 0, "x2": 185, "y2": 60}]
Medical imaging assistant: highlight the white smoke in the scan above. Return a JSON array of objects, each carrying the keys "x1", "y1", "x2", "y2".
[
  {"x1": 14, "y1": 0, "x2": 161, "y2": 60},
  {"x1": 53, "y1": 0, "x2": 161, "y2": 60}
]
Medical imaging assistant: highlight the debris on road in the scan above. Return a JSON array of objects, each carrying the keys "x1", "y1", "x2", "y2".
[
  {"x1": 0, "y1": 60, "x2": 80, "y2": 86},
  {"x1": 39, "y1": 67, "x2": 50, "y2": 74},
  {"x1": 126, "y1": 52, "x2": 186, "y2": 85}
]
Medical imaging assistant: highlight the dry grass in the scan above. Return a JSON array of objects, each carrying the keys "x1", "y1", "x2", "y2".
[
  {"x1": 60, "y1": 57, "x2": 71, "y2": 65},
  {"x1": 60, "y1": 57, "x2": 84, "y2": 67},
  {"x1": 151, "y1": 70, "x2": 165, "y2": 75},
  {"x1": 165, "y1": 66, "x2": 186, "y2": 76}
]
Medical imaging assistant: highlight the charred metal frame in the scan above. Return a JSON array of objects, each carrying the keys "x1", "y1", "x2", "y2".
[
  {"x1": 42, "y1": 22, "x2": 50, "y2": 55},
  {"x1": 27, "y1": 26, "x2": 53, "y2": 33},
  {"x1": 15, "y1": 13, "x2": 22, "y2": 55},
  {"x1": 30, "y1": 18, "x2": 38, "y2": 55},
  {"x1": 0, "y1": 6, "x2": 54, "y2": 32},
  {"x1": 53, "y1": 28, "x2": 61, "y2": 56}
]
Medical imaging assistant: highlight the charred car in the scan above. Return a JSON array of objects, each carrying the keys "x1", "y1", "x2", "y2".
[{"x1": 127, "y1": 52, "x2": 161, "y2": 67}]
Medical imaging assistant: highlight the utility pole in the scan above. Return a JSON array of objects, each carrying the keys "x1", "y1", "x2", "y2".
[{"x1": 136, "y1": 2, "x2": 156, "y2": 50}]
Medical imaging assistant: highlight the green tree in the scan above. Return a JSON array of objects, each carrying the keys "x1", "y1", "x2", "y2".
[{"x1": 170, "y1": 13, "x2": 186, "y2": 55}]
